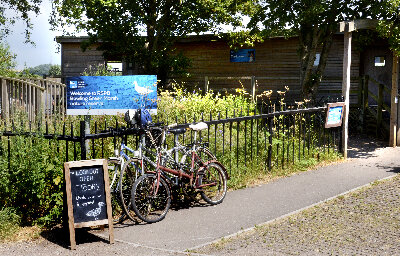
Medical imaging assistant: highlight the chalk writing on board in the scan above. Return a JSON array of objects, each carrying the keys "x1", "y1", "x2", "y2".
[
  {"x1": 86, "y1": 202, "x2": 105, "y2": 220},
  {"x1": 70, "y1": 166, "x2": 107, "y2": 223}
]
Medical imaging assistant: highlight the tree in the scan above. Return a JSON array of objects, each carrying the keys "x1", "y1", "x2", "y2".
[
  {"x1": 0, "y1": 0, "x2": 43, "y2": 42},
  {"x1": 242, "y1": 0, "x2": 368, "y2": 100},
  {"x1": 51, "y1": 0, "x2": 243, "y2": 86},
  {"x1": 25, "y1": 64, "x2": 61, "y2": 77},
  {"x1": 0, "y1": 42, "x2": 17, "y2": 77},
  {"x1": 375, "y1": 1, "x2": 400, "y2": 56},
  {"x1": 48, "y1": 64, "x2": 61, "y2": 77},
  {"x1": 27, "y1": 64, "x2": 52, "y2": 76}
]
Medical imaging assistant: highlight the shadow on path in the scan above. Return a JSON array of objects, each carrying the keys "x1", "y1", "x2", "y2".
[
  {"x1": 347, "y1": 134, "x2": 387, "y2": 159},
  {"x1": 40, "y1": 226, "x2": 108, "y2": 249}
]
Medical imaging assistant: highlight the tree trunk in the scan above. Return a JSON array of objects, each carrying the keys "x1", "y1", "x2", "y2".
[{"x1": 299, "y1": 25, "x2": 335, "y2": 100}]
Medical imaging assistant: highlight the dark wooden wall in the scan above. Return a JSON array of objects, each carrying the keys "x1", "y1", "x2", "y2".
[
  {"x1": 58, "y1": 34, "x2": 361, "y2": 103},
  {"x1": 173, "y1": 34, "x2": 360, "y2": 103}
]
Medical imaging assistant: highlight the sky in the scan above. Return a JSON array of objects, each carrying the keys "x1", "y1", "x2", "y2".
[{"x1": 3, "y1": 1, "x2": 67, "y2": 70}]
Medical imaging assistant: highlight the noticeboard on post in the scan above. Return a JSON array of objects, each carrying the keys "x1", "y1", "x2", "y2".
[
  {"x1": 66, "y1": 75, "x2": 157, "y2": 115},
  {"x1": 325, "y1": 102, "x2": 345, "y2": 128}
]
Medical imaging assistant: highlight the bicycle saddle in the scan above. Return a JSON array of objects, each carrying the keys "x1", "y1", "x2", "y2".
[
  {"x1": 169, "y1": 128, "x2": 186, "y2": 135},
  {"x1": 189, "y1": 122, "x2": 208, "y2": 131}
]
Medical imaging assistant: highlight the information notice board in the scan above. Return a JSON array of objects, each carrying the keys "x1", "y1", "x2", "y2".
[
  {"x1": 64, "y1": 159, "x2": 114, "y2": 250},
  {"x1": 325, "y1": 102, "x2": 345, "y2": 128}
]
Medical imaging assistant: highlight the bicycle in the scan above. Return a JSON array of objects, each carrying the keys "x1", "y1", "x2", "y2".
[
  {"x1": 107, "y1": 126, "x2": 142, "y2": 223},
  {"x1": 130, "y1": 123, "x2": 228, "y2": 223},
  {"x1": 107, "y1": 123, "x2": 167, "y2": 223}
]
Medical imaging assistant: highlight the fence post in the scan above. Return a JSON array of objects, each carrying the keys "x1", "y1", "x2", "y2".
[
  {"x1": 358, "y1": 76, "x2": 363, "y2": 108},
  {"x1": 391, "y1": 54, "x2": 399, "y2": 147},
  {"x1": 41, "y1": 80, "x2": 46, "y2": 120},
  {"x1": 80, "y1": 120, "x2": 86, "y2": 160},
  {"x1": 265, "y1": 117, "x2": 273, "y2": 172},
  {"x1": 362, "y1": 75, "x2": 369, "y2": 133},
  {"x1": 377, "y1": 83, "x2": 384, "y2": 137},
  {"x1": 1, "y1": 78, "x2": 9, "y2": 120}
]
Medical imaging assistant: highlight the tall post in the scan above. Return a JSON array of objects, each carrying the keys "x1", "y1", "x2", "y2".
[
  {"x1": 377, "y1": 83, "x2": 384, "y2": 137},
  {"x1": 204, "y1": 76, "x2": 209, "y2": 93},
  {"x1": 251, "y1": 76, "x2": 256, "y2": 103},
  {"x1": 84, "y1": 115, "x2": 91, "y2": 158},
  {"x1": 342, "y1": 31, "x2": 352, "y2": 159},
  {"x1": 390, "y1": 54, "x2": 399, "y2": 147},
  {"x1": 80, "y1": 120, "x2": 87, "y2": 160}
]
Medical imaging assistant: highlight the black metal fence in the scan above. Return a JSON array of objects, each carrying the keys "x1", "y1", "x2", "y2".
[{"x1": 0, "y1": 104, "x2": 342, "y2": 175}]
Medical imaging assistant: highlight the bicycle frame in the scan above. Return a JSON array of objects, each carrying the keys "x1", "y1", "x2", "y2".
[{"x1": 154, "y1": 149, "x2": 217, "y2": 191}]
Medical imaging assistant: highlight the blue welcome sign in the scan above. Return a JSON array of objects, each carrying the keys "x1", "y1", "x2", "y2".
[{"x1": 66, "y1": 75, "x2": 157, "y2": 115}]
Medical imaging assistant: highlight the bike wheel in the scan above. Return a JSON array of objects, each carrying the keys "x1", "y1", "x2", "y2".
[
  {"x1": 198, "y1": 162, "x2": 227, "y2": 205},
  {"x1": 181, "y1": 146, "x2": 215, "y2": 173},
  {"x1": 196, "y1": 147, "x2": 229, "y2": 180},
  {"x1": 108, "y1": 159, "x2": 126, "y2": 224},
  {"x1": 196, "y1": 146, "x2": 216, "y2": 162},
  {"x1": 119, "y1": 158, "x2": 142, "y2": 222},
  {"x1": 131, "y1": 173, "x2": 171, "y2": 223}
]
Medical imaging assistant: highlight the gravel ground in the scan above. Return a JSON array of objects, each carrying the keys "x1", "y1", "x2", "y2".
[{"x1": 194, "y1": 175, "x2": 400, "y2": 255}]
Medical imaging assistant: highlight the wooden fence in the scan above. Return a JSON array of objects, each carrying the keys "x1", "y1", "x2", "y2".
[
  {"x1": 204, "y1": 76, "x2": 358, "y2": 104},
  {"x1": 356, "y1": 75, "x2": 391, "y2": 138},
  {"x1": 0, "y1": 77, "x2": 66, "y2": 121}
]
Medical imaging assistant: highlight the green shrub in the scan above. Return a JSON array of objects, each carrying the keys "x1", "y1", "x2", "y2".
[
  {"x1": 0, "y1": 207, "x2": 20, "y2": 241},
  {"x1": 0, "y1": 85, "x2": 341, "y2": 228}
]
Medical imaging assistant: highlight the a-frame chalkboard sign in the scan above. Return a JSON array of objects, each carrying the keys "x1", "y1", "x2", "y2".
[{"x1": 64, "y1": 159, "x2": 114, "y2": 250}]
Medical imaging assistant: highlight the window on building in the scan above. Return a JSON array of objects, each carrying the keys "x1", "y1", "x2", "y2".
[
  {"x1": 314, "y1": 53, "x2": 320, "y2": 66},
  {"x1": 374, "y1": 56, "x2": 385, "y2": 67},
  {"x1": 106, "y1": 61, "x2": 123, "y2": 74}
]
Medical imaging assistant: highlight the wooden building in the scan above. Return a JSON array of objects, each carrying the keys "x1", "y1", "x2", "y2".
[
  {"x1": 56, "y1": 34, "x2": 363, "y2": 103},
  {"x1": 57, "y1": 27, "x2": 400, "y2": 149}
]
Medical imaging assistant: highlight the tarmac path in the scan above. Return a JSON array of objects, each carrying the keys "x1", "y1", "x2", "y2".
[{"x1": 95, "y1": 136, "x2": 399, "y2": 253}]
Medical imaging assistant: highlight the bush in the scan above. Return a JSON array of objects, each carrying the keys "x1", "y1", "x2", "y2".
[
  {"x1": 0, "y1": 207, "x2": 20, "y2": 241},
  {"x1": 0, "y1": 85, "x2": 341, "y2": 228},
  {"x1": 156, "y1": 82, "x2": 255, "y2": 123}
]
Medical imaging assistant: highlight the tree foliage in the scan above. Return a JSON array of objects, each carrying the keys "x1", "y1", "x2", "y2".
[
  {"x1": 51, "y1": 0, "x2": 243, "y2": 86},
  {"x1": 0, "y1": 42, "x2": 17, "y2": 77},
  {"x1": 375, "y1": 0, "x2": 400, "y2": 56},
  {"x1": 26, "y1": 64, "x2": 60, "y2": 77},
  {"x1": 243, "y1": 0, "x2": 369, "y2": 99},
  {"x1": 0, "y1": 0, "x2": 42, "y2": 42},
  {"x1": 48, "y1": 64, "x2": 61, "y2": 77}
]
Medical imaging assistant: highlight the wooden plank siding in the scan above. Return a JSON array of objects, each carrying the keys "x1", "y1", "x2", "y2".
[
  {"x1": 173, "y1": 34, "x2": 360, "y2": 103},
  {"x1": 57, "y1": 34, "x2": 360, "y2": 103},
  {"x1": 61, "y1": 42, "x2": 105, "y2": 79}
]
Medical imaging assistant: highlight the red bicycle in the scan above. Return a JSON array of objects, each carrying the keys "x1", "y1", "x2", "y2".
[{"x1": 130, "y1": 123, "x2": 227, "y2": 223}]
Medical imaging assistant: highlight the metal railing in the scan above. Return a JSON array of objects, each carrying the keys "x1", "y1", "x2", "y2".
[{"x1": 0, "y1": 104, "x2": 342, "y2": 174}]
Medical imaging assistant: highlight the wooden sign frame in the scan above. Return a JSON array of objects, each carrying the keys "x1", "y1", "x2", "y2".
[
  {"x1": 64, "y1": 159, "x2": 114, "y2": 250},
  {"x1": 325, "y1": 102, "x2": 346, "y2": 128}
]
